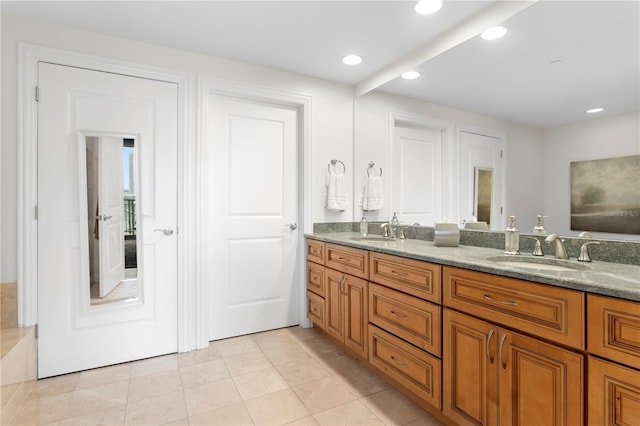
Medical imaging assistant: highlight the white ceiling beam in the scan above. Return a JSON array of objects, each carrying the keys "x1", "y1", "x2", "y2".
[{"x1": 355, "y1": 0, "x2": 540, "y2": 97}]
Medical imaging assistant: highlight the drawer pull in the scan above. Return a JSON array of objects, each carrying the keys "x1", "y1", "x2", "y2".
[
  {"x1": 499, "y1": 333, "x2": 508, "y2": 369},
  {"x1": 311, "y1": 307, "x2": 317, "y2": 312},
  {"x1": 483, "y1": 294, "x2": 518, "y2": 306},
  {"x1": 390, "y1": 310, "x2": 409, "y2": 320},
  {"x1": 390, "y1": 355, "x2": 409, "y2": 369},
  {"x1": 486, "y1": 329, "x2": 495, "y2": 364},
  {"x1": 391, "y1": 270, "x2": 409, "y2": 277}
]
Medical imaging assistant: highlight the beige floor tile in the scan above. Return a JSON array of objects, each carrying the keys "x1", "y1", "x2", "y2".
[
  {"x1": 282, "y1": 326, "x2": 324, "y2": 342},
  {"x1": 129, "y1": 354, "x2": 178, "y2": 378},
  {"x1": 403, "y1": 414, "x2": 445, "y2": 426},
  {"x1": 314, "y1": 350, "x2": 363, "y2": 376},
  {"x1": 178, "y1": 345, "x2": 222, "y2": 368},
  {"x1": 293, "y1": 375, "x2": 357, "y2": 414},
  {"x1": 128, "y1": 370, "x2": 183, "y2": 403},
  {"x1": 313, "y1": 400, "x2": 385, "y2": 426},
  {"x1": 212, "y1": 335, "x2": 260, "y2": 358},
  {"x1": 189, "y1": 401, "x2": 254, "y2": 425},
  {"x1": 284, "y1": 415, "x2": 320, "y2": 425},
  {"x1": 162, "y1": 418, "x2": 190, "y2": 426},
  {"x1": 253, "y1": 329, "x2": 297, "y2": 350},
  {"x1": 224, "y1": 348, "x2": 273, "y2": 376},
  {"x1": 338, "y1": 366, "x2": 391, "y2": 398},
  {"x1": 76, "y1": 363, "x2": 131, "y2": 390},
  {"x1": 298, "y1": 337, "x2": 343, "y2": 359},
  {"x1": 244, "y1": 388, "x2": 310, "y2": 425},
  {"x1": 183, "y1": 377, "x2": 242, "y2": 417},
  {"x1": 262, "y1": 342, "x2": 311, "y2": 366},
  {"x1": 124, "y1": 389, "x2": 187, "y2": 425},
  {"x1": 360, "y1": 388, "x2": 426, "y2": 426},
  {"x1": 11, "y1": 391, "x2": 72, "y2": 425},
  {"x1": 275, "y1": 357, "x2": 332, "y2": 388},
  {"x1": 63, "y1": 380, "x2": 129, "y2": 419},
  {"x1": 179, "y1": 358, "x2": 230, "y2": 389},
  {"x1": 233, "y1": 366, "x2": 289, "y2": 400},
  {"x1": 27, "y1": 373, "x2": 80, "y2": 398},
  {"x1": 57, "y1": 404, "x2": 126, "y2": 425}
]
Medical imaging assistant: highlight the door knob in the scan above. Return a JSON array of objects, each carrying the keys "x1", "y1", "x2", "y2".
[
  {"x1": 284, "y1": 223, "x2": 298, "y2": 230},
  {"x1": 94, "y1": 214, "x2": 113, "y2": 221},
  {"x1": 153, "y1": 228, "x2": 174, "y2": 236}
]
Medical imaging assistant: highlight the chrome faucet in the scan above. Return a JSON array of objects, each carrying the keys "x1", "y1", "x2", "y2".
[
  {"x1": 545, "y1": 234, "x2": 569, "y2": 259},
  {"x1": 380, "y1": 223, "x2": 397, "y2": 239}
]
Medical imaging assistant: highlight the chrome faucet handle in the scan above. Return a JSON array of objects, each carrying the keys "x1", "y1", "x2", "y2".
[
  {"x1": 398, "y1": 227, "x2": 407, "y2": 239},
  {"x1": 578, "y1": 241, "x2": 600, "y2": 262},
  {"x1": 524, "y1": 236, "x2": 544, "y2": 256},
  {"x1": 381, "y1": 223, "x2": 389, "y2": 238},
  {"x1": 545, "y1": 234, "x2": 569, "y2": 259}
]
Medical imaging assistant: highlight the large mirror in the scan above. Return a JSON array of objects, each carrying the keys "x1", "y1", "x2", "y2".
[
  {"x1": 354, "y1": 0, "x2": 639, "y2": 241},
  {"x1": 79, "y1": 135, "x2": 142, "y2": 306}
]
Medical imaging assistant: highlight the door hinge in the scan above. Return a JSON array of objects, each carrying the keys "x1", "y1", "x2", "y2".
[
  {"x1": 35, "y1": 324, "x2": 39, "y2": 339},
  {"x1": 35, "y1": 86, "x2": 40, "y2": 102},
  {"x1": 500, "y1": 150, "x2": 503, "y2": 159},
  {"x1": 35, "y1": 205, "x2": 38, "y2": 220},
  {"x1": 501, "y1": 207, "x2": 504, "y2": 214}
]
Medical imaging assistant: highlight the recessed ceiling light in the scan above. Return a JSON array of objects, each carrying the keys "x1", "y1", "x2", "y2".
[
  {"x1": 587, "y1": 107, "x2": 604, "y2": 114},
  {"x1": 401, "y1": 71, "x2": 421, "y2": 80},
  {"x1": 342, "y1": 55, "x2": 363, "y2": 65},
  {"x1": 481, "y1": 26, "x2": 508, "y2": 41},
  {"x1": 415, "y1": 0, "x2": 443, "y2": 15}
]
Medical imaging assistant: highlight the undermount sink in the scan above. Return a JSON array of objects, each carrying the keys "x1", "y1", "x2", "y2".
[
  {"x1": 487, "y1": 255, "x2": 593, "y2": 272},
  {"x1": 349, "y1": 236, "x2": 391, "y2": 242}
]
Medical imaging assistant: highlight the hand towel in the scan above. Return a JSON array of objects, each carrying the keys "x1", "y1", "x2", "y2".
[
  {"x1": 361, "y1": 175, "x2": 384, "y2": 211},
  {"x1": 325, "y1": 169, "x2": 347, "y2": 211}
]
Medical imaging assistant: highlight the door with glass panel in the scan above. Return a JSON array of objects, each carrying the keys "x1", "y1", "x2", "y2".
[{"x1": 37, "y1": 62, "x2": 178, "y2": 378}]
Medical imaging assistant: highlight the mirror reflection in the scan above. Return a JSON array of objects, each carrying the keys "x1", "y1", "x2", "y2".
[{"x1": 82, "y1": 136, "x2": 140, "y2": 306}]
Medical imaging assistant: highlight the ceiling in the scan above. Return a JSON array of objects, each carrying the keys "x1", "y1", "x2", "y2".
[{"x1": 2, "y1": 1, "x2": 639, "y2": 129}]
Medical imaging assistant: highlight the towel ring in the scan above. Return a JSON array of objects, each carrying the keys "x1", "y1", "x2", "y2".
[
  {"x1": 367, "y1": 161, "x2": 382, "y2": 177},
  {"x1": 328, "y1": 159, "x2": 346, "y2": 173}
]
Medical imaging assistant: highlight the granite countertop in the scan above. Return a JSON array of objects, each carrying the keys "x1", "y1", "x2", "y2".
[{"x1": 307, "y1": 232, "x2": 640, "y2": 302}]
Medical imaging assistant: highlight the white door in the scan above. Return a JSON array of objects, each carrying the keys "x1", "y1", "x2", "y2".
[
  {"x1": 206, "y1": 94, "x2": 299, "y2": 340},
  {"x1": 98, "y1": 137, "x2": 125, "y2": 297},
  {"x1": 459, "y1": 130, "x2": 504, "y2": 229},
  {"x1": 37, "y1": 62, "x2": 178, "y2": 378},
  {"x1": 392, "y1": 125, "x2": 443, "y2": 226}
]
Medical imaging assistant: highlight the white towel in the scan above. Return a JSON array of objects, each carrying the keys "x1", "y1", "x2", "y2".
[
  {"x1": 361, "y1": 175, "x2": 384, "y2": 211},
  {"x1": 325, "y1": 170, "x2": 347, "y2": 211}
]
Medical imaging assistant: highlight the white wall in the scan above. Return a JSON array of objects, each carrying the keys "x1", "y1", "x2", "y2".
[
  {"x1": 543, "y1": 111, "x2": 640, "y2": 240},
  {"x1": 0, "y1": 14, "x2": 354, "y2": 283},
  {"x1": 354, "y1": 90, "x2": 545, "y2": 229}
]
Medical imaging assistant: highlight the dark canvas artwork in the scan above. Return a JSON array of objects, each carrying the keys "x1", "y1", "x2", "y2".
[{"x1": 570, "y1": 155, "x2": 640, "y2": 234}]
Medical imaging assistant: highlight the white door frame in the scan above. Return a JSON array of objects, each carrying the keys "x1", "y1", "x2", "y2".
[
  {"x1": 197, "y1": 76, "x2": 313, "y2": 330},
  {"x1": 17, "y1": 44, "x2": 201, "y2": 351}
]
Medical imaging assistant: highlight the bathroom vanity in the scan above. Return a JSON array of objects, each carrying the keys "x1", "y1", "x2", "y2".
[{"x1": 305, "y1": 232, "x2": 640, "y2": 426}]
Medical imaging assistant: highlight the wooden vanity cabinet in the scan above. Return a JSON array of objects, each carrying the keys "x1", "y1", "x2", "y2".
[
  {"x1": 305, "y1": 240, "x2": 326, "y2": 328},
  {"x1": 587, "y1": 356, "x2": 640, "y2": 426},
  {"x1": 444, "y1": 308, "x2": 584, "y2": 426}
]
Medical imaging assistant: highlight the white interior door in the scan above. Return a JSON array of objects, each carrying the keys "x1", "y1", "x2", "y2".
[
  {"x1": 98, "y1": 137, "x2": 125, "y2": 297},
  {"x1": 206, "y1": 93, "x2": 299, "y2": 340},
  {"x1": 37, "y1": 62, "x2": 178, "y2": 378},
  {"x1": 392, "y1": 125, "x2": 443, "y2": 226},
  {"x1": 459, "y1": 130, "x2": 504, "y2": 229}
]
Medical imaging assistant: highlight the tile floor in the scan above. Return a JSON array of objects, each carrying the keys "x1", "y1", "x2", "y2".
[{"x1": 8, "y1": 326, "x2": 444, "y2": 425}]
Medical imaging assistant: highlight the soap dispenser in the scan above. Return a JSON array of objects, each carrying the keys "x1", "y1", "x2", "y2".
[
  {"x1": 532, "y1": 215, "x2": 547, "y2": 235},
  {"x1": 505, "y1": 215, "x2": 520, "y2": 255},
  {"x1": 359, "y1": 212, "x2": 368, "y2": 236}
]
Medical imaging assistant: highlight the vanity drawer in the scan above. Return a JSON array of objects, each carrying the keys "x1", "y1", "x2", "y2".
[
  {"x1": 306, "y1": 290, "x2": 325, "y2": 329},
  {"x1": 306, "y1": 239, "x2": 325, "y2": 265},
  {"x1": 369, "y1": 324, "x2": 441, "y2": 409},
  {"x1": 370, "y1": 252, "x2": 441, "y2": 303},
  {"x1": 306, "y1": 261, "x2": 325, "y2": 297},
  {"x1": 588, "y1": 294, "x2": 640, "y2": 369},
  {"x1": 443, "y1": 266, "x2": 585, "y2": 349},
  {"x1": 588, "y1": 356, "x2": 640, "y2": 426},
  {"x1": 325, "y1": 243, "x2": 369, "y2": 279},
  {"x1": 369, "y1": 283, "x2": 441, "y2": 356}
]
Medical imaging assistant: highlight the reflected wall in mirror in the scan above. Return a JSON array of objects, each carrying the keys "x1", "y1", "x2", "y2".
[{"x1": 80, "y1": 135, "x2": 141, "y2": 306}]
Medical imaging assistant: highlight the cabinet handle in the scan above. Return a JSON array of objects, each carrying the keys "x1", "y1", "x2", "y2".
[
  {"x1": 483, "y1": 294, "x2": 518, "y2": 306},
  {"x1": 499, "y1": 333, "x2": 508, "y2": 369},
  {"x1": 486, "y1": 329, "x2": 495, "y2": 364},
  {"x1": 390, "y1": 310, "x2": 409, "y2": 320},
  {"x1": 391, "y1": 270, "x2": 409, "y2": 277},
  {"x1": 390, "y1": 355, "x2": 409, "y2": 369},
  {"x1": 340, "y1": 275, "x2": 346, "y2": 295},
  {"x1": 311, "y1": 307, "x2": 317, "y2": 313}
]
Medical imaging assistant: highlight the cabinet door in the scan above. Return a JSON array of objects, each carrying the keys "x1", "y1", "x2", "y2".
[
  {"x1": 443, "y1": 309, "x2": 498, "y2": 426},
  {"x1": 499, "y1": 330, "x2": 584, "y2": 426},
  {"x1": 306, "y1": 261, "x2": 325, "y2": 297},
  {"x1": 588, "y1": 356, "x2": 640, "y2": 426},
  {"x1": 344, "y1": 274, "x2": 368, "y2": 357},
  {"x1": 325, "y1": 268, "x2": 345, "y2": 342}
]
